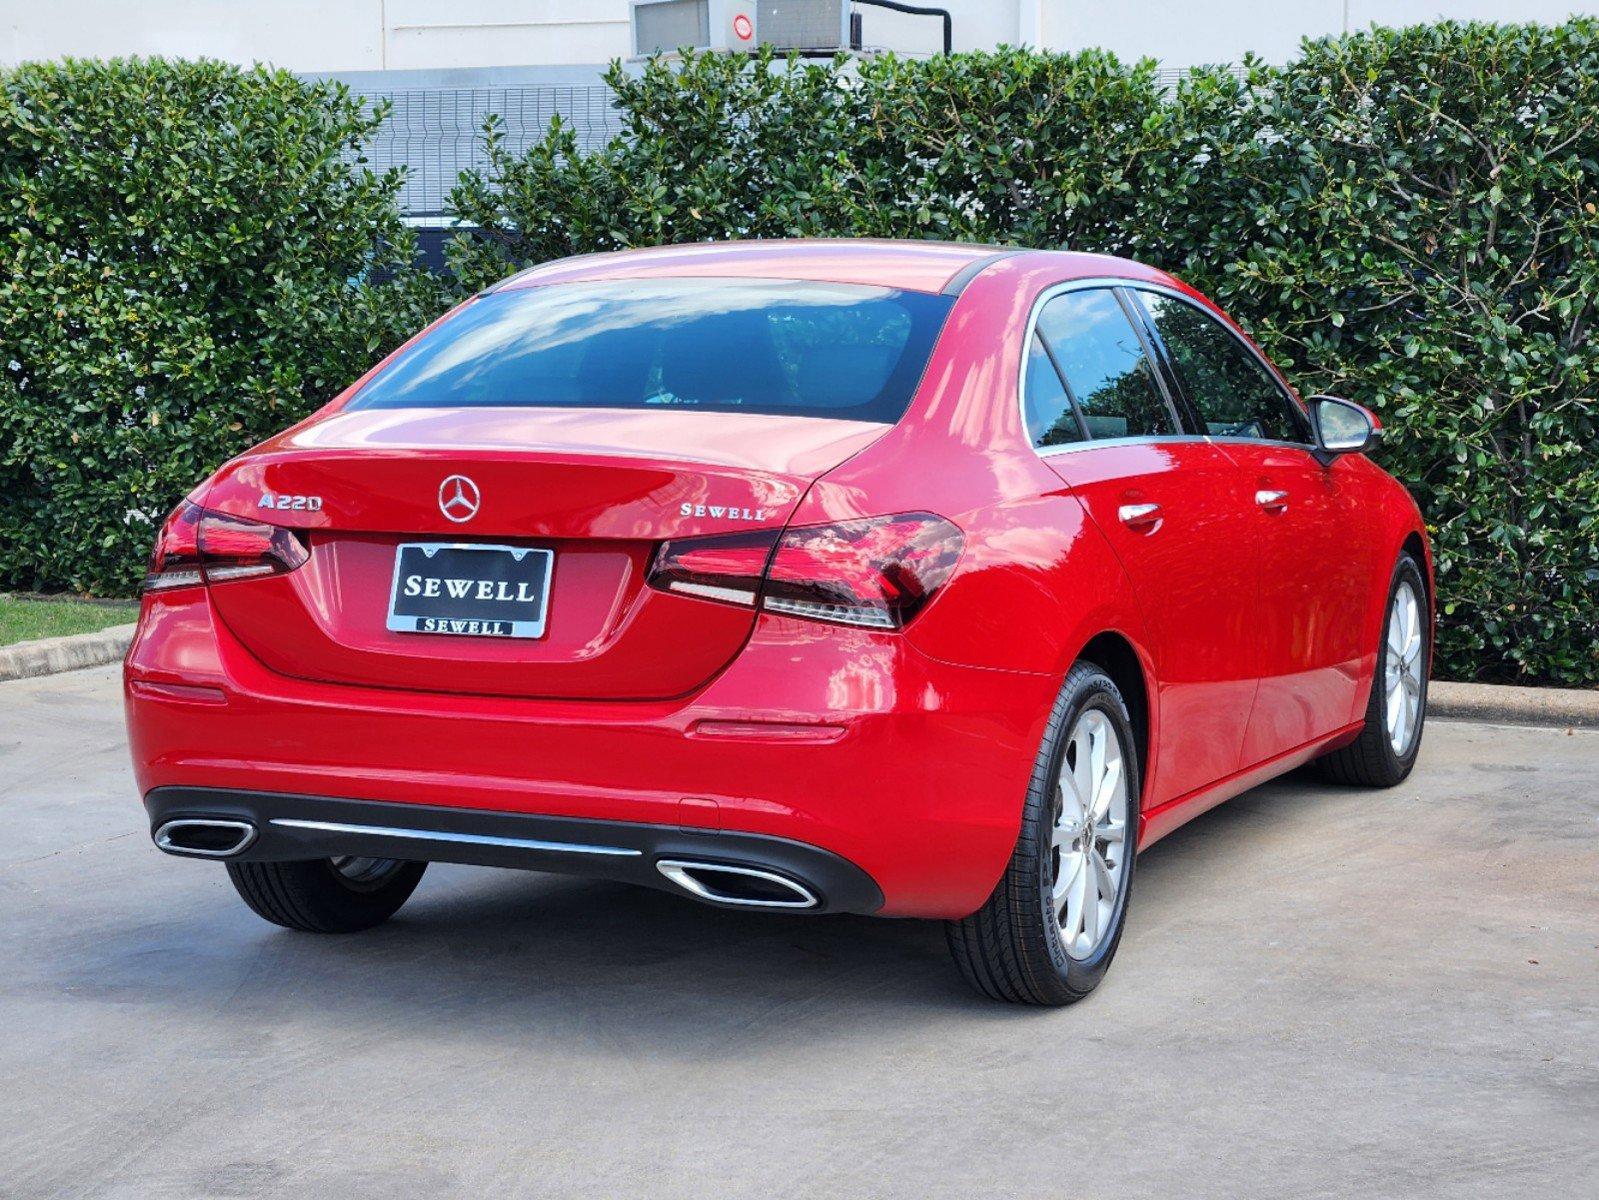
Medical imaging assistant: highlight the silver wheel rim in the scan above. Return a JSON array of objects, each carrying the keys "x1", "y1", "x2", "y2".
[
  {"x1": 1384, "y1": 580, "x2": 1425, "y2": 756},
  {"x1": 1051, "y1": 708, "x2": 1130, "y2": 960}
]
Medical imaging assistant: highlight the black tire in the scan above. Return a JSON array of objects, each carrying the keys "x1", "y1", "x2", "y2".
[
  {"x1": 225, "y1": 857, "x2": 427, "y2": 933},
  {"x1": 946, "y1": 662, "x2": 1140, "y2": 1006},
  {"x1": 1316, "y1": 553, "x2": 1429, "y2": 787}
]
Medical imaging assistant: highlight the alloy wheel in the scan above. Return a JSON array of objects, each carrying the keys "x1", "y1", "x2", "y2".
[
  {"x1": 1050, "y1": 708, "x2": 1130, "y2": 959},
  {"x1": 1384, "y1": 581, "x2": 1425, "y2": 756}
]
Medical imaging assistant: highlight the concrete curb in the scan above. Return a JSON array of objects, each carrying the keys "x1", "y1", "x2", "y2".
[
  {"x1": 1430, "y1": 680, "x2": 1599, "y2": 729},
  {"x1": 0, "y1": 623, "x2": 137, "y2": 683}
]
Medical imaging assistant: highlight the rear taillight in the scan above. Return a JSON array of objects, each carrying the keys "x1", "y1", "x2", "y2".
[
  {"x1": 648, "y1": 513, "x2": 963, "y2": 630},
  {"x1": 143, "y1": 502, "x2": 310, "y2": 593},
  {"x1": 764, "y1": 514, "x2": 964, "y2": 628},
  {"x1": 648, "y1": 528, "x2": 780, "y2": 607},
  {"x1": 195, "y1": 510, "x2": 310, "y2": 584},
  {"x1": 143, "y1": 501, "x2": 203, "y2": 592}
]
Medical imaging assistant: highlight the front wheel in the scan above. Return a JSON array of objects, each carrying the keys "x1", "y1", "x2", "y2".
[
  {"x1": 1316, "y1": 553, "x2": 1429, "y2": 787},
  {"x1": 946, "y1": 662, "x2": 1140, "y2": 1006}
]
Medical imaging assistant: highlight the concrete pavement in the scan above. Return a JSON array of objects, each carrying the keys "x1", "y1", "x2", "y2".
[{"x1": 2, "y1": 664, "x2": 1596, "y2": 1199}]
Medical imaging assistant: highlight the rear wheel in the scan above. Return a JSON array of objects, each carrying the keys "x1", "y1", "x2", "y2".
[
  {"x1": 226, "y1": 857, "x2": 427, "y2": 933},
  {"x1": 1316, "y1": 553, "x2": 1429, "y2": 787},
  {"x1": 946, "y1": 662, "x2": 1139, "y2": 1006}
]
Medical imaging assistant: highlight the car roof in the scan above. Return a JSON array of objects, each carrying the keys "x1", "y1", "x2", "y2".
[{"x1": 493, "y1": 238, "x2": 1174, "y2": 297}]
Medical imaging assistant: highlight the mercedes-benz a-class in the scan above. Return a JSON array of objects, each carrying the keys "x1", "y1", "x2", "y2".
[{"x1": 127, "y1": 240, "x2": 1432, "y2": 1004}]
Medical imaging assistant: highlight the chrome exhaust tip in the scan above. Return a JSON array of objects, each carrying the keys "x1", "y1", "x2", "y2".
[
  {"x1": 153, "y1": 818, "x2": 257, "y2": 859},
  {"x1": 656, "y1": 860, "x2": 819, "y2": 909}
]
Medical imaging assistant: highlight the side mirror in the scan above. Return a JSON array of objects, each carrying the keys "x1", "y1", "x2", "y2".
[{"x1": 1309, "y1": 395, "x2": 1381, "y2": 463}]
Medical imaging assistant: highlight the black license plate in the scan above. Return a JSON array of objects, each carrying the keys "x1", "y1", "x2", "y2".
[{"x1": 387, "y1": 543, "x2": 554, "y2": 639}]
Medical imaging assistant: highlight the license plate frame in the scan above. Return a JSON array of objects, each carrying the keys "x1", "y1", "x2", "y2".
[{"x1": 386, "y1": 542, "x2": 555, "y2": 640}]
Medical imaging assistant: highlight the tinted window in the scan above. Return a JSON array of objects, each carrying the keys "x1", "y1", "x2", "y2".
[
  {"x1": 1139, "y1": 292, "x2": 1310, "y2": 442},
  {"x1": 349, "y1": 279, "x2": 954, "y2": 423},
  {"x1": 1035, "y1": 290, "x2": 1174, "y2": 439},
  {"x1": 1023, "y1": 332, "x2": 1083, "y2": 447}
]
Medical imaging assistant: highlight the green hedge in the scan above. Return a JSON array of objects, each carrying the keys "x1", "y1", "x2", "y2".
[
  {"x1": 0, "y1": 58, "x2": 444, "y2": 596},
  {"x1": 451, "y1": 23, "x2": 1599, "y2": 685}
]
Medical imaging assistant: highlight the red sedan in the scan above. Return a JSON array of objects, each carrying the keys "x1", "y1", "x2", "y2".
[{"x1": 126, "y1": 240, "x2": 1432, "y2": 1004}]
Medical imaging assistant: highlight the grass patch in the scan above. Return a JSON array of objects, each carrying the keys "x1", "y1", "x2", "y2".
[{"x1": 0, "y1": 595, "x2": 138, "y2": 647}]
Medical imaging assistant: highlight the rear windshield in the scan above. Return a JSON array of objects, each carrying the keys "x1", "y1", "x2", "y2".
[{"x1": 348, "y1": 278, "x2": 954, "y2": 423}]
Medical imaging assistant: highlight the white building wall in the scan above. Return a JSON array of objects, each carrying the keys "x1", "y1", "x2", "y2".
[
  {"x1": 855, "y1": 1, "x2": 1027, "y2": 55},
  {"x1": 1051, "y1": 1, "x2": 1343, "y2": 68},
  {"x1": 1, "y1": 0, "x2": 1593, "y2": 70},
  {"x1": 382, "y1": 0, "x2": 630, "y2": 70},
  {"x1": 0, "y1": 0, "x2": 631, "y2": 71},
  {"x1": 1, "y1": 0, "x2": 383, "y2": 70}
]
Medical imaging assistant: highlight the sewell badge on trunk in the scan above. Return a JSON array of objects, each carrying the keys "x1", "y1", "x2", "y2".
[{"x1": 387, "y1": 543, "x2": 554, "y2": 639}]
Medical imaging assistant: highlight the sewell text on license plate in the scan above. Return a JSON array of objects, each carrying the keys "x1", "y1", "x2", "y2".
[{"x1": 387, "y1": 542, "x2": 554, "y2": 639}]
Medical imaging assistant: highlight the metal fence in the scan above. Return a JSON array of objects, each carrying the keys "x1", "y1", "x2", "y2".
[{"x1": 357, "y1": 84, "x2": 623, "y2": 218}]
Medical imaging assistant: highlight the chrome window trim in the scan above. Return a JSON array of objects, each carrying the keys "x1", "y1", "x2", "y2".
[
  {"x1": 1017, "y1": 276, "x2": 1315, "y2": 459},
  {"x1": 1024, "y1": 329, "x2": 1088, "y2": 445},
  {"x1": 1018, "y1": 277, "x2": 1207, "y2": 459},
  {"x1": 1033, "y1": 433, "x2": 1211, "y2": 458}
]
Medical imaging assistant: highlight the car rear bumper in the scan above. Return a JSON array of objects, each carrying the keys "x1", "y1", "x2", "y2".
[
  {"x1": 145, "y1": 786, "x2": 885, "y2": 914},
  {"x1": 125, "y1": 590, "x2": 1058, "y2": 918}
]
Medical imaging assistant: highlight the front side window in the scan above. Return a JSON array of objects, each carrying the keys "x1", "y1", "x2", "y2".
[
  {"x1": 348, "y1": 279, "x2": 955, "y2": 424},
  {"x1": 1138, "y1": 292, "x2": 1311, "y2": 443},
  {"x1": 1034, "y1": 290, "x2": 1175, "y2": 440}
]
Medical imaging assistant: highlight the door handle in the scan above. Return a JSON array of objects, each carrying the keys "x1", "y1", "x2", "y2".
[
  {"x1": 1255, "y1": 489, "x2": 1290, "y2": 513},
  {"x1": 1117, "y1": 502, "x2": 1163, "y2": 532}
]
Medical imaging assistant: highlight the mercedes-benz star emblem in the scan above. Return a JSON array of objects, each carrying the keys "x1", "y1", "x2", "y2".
[{"x1": 438, "y1": 474, "x2": 481, "y2": 523}]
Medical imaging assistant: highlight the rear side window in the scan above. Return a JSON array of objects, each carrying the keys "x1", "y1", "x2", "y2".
[
  {"x1": 348, "y1": 279, "x2": 954, "y2": 423},
  {"x1": 1023, "y1": 333, "x2": 1084, "y2": 447},
  {"x1": 1034, "y1": 289, "x2": 1174, "y2": 440},
  {"x1": 1138, "y1": 292, "x2": 1311, "y2": 443}
]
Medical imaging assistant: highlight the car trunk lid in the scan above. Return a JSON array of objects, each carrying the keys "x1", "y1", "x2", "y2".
[{"x1": 200, "y1": 407, "x2": 887, "y2": 700}]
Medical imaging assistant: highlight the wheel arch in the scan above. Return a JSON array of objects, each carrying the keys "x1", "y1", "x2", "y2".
[
  {"x1": 1400, "y1": 528, "x2": 1431, "y2": 598},
  {"x1": 1348, "y1": 462, "x2": 1434, "y2": 718},
  {"x1": 1074, "y1": 629, "x2": 1154, "y2": 808},
  {"x1": 1399, "y1": 525, "x2": 1435, "y2": 676}
]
